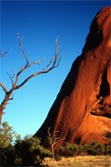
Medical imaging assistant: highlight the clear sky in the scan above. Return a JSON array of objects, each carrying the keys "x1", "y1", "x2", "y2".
[{"x1": 1, "y1": 0, "x2": 110, "y2": 137}]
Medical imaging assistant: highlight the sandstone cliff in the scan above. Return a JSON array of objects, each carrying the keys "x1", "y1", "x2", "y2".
[{"x1": 35, "y1": 7, "x2": 111, "y2": 148}]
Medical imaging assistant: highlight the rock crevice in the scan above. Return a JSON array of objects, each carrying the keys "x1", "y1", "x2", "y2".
[{"x1": 35, "y1": 7, "x2": 111, "y2": 148}]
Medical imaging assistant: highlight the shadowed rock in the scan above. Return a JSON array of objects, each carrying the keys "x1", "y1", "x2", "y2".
[{"x1": 35, "y1": 7, "x2": 111, "y2": 148}]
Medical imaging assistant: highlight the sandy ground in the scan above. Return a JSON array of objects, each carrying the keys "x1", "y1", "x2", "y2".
[{"x1": 44, "y1": 155, "x2": 111, "y2": 167}]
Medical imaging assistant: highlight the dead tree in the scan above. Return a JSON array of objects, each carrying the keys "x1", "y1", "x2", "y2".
[
  {"x1": 47, "y1": 127, "x2": 60, "y2": 160},
  {"x1": 0, "y1": 34, "x2": 61, "y2": 124}
]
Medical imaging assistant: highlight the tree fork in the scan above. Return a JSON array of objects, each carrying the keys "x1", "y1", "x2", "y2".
[{"x1": 0, "y1": 34, "x2": 61, "y2": 123}]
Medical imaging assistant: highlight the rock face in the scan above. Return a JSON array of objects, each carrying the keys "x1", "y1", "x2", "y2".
[{"x1": 35, "y1": 7, "x2": 111, "y2": 148}]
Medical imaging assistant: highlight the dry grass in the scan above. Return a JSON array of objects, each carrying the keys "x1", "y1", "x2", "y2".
[{"x1": 44, "y1": 155, "x2": 111, "y2": 167}]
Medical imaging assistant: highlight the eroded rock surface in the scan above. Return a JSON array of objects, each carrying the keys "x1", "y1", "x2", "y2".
[{"x1": 35, "y1": 7, "x2": 111, "y2": 148}]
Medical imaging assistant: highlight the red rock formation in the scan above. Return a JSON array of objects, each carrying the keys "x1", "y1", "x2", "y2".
[{"x1": 35, "y1": 7, "x2": 111, "y2": 148}]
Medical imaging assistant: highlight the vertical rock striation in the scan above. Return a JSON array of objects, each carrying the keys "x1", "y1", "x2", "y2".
[{"x1": 35, "y1": 7, "x2": 111, "y2": 148}]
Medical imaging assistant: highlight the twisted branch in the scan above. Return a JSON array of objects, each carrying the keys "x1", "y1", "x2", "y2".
[{"x1": 0, "y1": 34, "x2": 61, "y2": 123}]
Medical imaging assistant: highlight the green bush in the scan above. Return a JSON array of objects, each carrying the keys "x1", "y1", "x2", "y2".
[
  {"x1": 57, "y1": 141, "x2": 111, "y2": 157},
  {"x1": 105, "y1": 142, "x2": 111, "y2": 155},
  {"x1": 0, "y1": 122, "x2": 16, "y2": 147},
  {"x1": 57, "y1": 143, "x2": 79, "y2": 157},
  {"x1": 1, "y1": 122, "x2": 111, "y2": 166},
  {"x1": 1, "y1": 145, "x2": 16, "y2": 165},
  {"x1": 1, "y1": 136, "x2": 51, "y2": 166},
  {"x1": 0, "y1": 122, "x2": 50, "y2": 166},
  {"x1": 79, "y1": 141, "x2": 105, "y2": 155}
]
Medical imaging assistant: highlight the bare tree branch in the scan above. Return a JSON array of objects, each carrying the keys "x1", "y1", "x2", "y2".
[
  {"x1": 7, "y1": 72, "x2": 14, "y2": 87},
  {"x1": 14, "y1": 35, "x2": 61, "y2": 89},
  {"x1": 0, "y1": 82, "x2": 8, "y2": 94},
  {"x1": 0, "y1": 49, "x2": 8, "y2": 58},
  {"x1": 0, "y1": 34, "x2": 61, "y2": 123},
  {"x1": 15, "y1": 56, "x2": 61, "y2": 90},
  {"x1": 29, "y1": 59, "x2": 44, "y2": 66},
  {"x1": 9, "y1": 93, "x2": 14, "y2": 101},
  {"x1": 17, "y1": 33, "x2": 29, "y2": 65}
]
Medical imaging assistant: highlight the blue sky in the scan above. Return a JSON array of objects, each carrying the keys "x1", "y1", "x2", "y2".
[{"x1": 1, "y1": 0, "x2": 110, "y2": 137}]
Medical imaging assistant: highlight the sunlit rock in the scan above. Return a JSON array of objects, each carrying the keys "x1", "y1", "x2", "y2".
[{"x1": 35, "y1": 7, "x2": 111, "y2": 148}]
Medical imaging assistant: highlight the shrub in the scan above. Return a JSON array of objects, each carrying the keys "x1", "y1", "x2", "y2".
[
  {"x1": 105, "y1": 142, "x2": 111, "y2": 155},
  {"x1": 57, "y1": 143, "x2": 79, "y2": 157},
  {"x1": 1, "y1": 137, "x2": 51, "y2": 166},
  {"x1": 0, "y1": 122, "x2": 50, "y2": 166},
  {"x1": 0, "y1": 122, "x2": 16, "y2": 147},
  {"x1": 1, "y1": 145, "x2": 16, "y2": 165},
  {"x1": 56, "y1": 141, "x2": 111, "y2": 157}
]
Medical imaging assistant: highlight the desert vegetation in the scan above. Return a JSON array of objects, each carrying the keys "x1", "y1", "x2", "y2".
[
  {"x1": 0, "y1": 122, "x2": 51, "y2": 166},
  {"x1": 56, "y1": 141, "x2": 111, "y2": 158},
  {"x1": 0, "y1": 122, "x2": 111, "y2": 166}
]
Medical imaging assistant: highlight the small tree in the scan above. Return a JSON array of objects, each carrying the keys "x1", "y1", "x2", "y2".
[
  {"x1": 0, "y1": 34, "x2": 61, "y2": 123},
  {"x1": 0, "y1": 121, "x2": 16, "y2": 147},
  {"x1": 47, "y1": 127, "x2": 60, "y2": 160}
]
